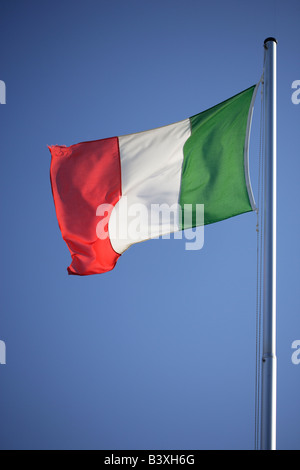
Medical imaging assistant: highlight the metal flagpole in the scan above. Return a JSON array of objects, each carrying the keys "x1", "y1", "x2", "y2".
[{"x1": 260, "y1": 37, "x2": 277, "y2": 451}]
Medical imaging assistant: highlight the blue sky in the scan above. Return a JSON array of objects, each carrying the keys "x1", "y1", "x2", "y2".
[{"x1": 0, "y1": 0, "x2": 299, "y2": 450}]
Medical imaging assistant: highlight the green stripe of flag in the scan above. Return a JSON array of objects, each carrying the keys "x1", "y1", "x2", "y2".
[{"x1": 179, "y1": 85, "x2": 256, "y2": 229}]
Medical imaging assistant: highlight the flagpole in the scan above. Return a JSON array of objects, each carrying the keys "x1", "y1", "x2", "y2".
[{"x1": 260, "y1": 37, "x2": 277, "y2": 451}]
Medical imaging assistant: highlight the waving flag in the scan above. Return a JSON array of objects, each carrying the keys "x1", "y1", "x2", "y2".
[{"x1": 49, "y1": 85, "x2": 257, "y2": 275}]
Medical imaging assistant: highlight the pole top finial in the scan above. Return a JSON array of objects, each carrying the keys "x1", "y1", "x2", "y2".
[{"x1": 264, "y1": 37, "x2": 278, "y2": 45}]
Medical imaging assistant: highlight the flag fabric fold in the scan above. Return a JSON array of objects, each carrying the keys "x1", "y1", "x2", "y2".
[{"x1": 49, "y1": 84, "x2": 257, "y2": 275}]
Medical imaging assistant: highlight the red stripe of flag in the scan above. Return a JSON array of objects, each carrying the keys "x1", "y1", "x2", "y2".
[{"x1": 49, "y1": 137, "x2": 121, "y2": 275}]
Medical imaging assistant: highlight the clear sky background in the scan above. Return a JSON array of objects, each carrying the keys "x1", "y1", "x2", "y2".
[{"x1": 0, "y1": 0, "x2": 299, "y2": 450}]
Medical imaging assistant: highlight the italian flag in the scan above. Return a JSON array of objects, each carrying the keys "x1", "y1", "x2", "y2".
[{"x1": 49, "y1": 84, "x2": 258, "y2": 276}]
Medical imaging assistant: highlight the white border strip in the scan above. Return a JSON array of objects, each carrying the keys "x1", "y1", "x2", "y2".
[{"x1": 244, "y1": 80, "x2": 261, "y2": 211}]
